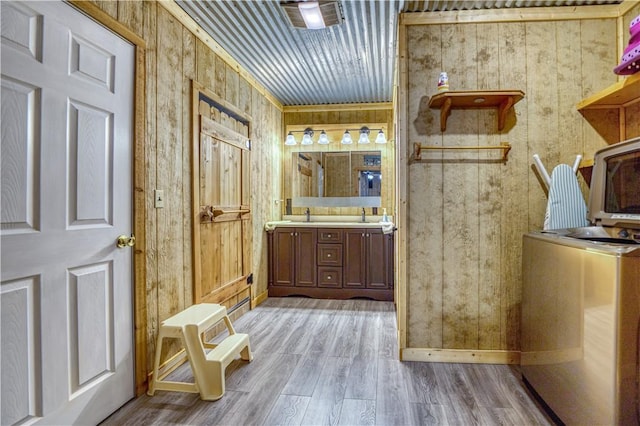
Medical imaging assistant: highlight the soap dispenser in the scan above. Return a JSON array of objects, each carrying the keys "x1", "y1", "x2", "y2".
[{"x1": 382, "y1": 208, "x2": 388, "y2": 223}]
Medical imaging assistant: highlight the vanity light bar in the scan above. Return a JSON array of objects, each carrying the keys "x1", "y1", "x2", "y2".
[{"x1": 284, "y1": 126, "x2": 387, "y2": 145}]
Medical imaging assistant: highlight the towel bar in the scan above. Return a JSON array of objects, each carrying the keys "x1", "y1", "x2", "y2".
[{"x1": 412, "y1": 142, "x2": 511, "y2": 162}]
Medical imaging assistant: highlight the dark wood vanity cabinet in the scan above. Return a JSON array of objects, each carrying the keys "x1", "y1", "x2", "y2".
[
  {"x1": 268, "y1": 226, "x2": 393, "y2": 301},
  {"x1": 270, "y1": 227, "x2": 317, "y2": 288},
  {"x1": 344, "y1": 228, "x2": 391, "y2": 290}
]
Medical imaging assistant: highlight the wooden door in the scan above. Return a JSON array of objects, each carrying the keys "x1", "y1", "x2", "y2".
[
  {"x1": 1, "y1": 1, "x2": 134, "y2": 424},
  {"x1": 196, "y1": 107, "x2": 251, "y2": 307}
]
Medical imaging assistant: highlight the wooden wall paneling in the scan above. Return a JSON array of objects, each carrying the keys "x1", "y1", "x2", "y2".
[
  {"x1": 182, "y1": 26, "x2": 195, "y2": 310},
  {"x1": 133, "y1": 43, "x2": 148, "y2": 396},
  {"x1": 226, "y1": 63, "x2": 239, "y2": 108},
  {"x1": 498, "y1": 22, "x2": 528, "y2": 351},
  {"x1": 142, "y1": 0, "x2": 159, "y2": 376},
  {"x1": 406, "y1": 24, "x2": 444, "y2": 348},
  {"x1": 156, "y1": 5, "x2": 186, "y2": 360},
  {"x1": 441, "y1": 23, "x2": 480, "y2": 349},
  {"x1": 476, "y1": 23, "x2": 502, "y2": 350},
  {"x1": 396, "y1": 21, "x2": 408, "y2": 352},
  {"x1": 251, "y1": 91, "x2": 267, "y2": 301},
  {"x1": 556, "y1": 20, "x2": 587, "y2": 198},
  {"x1": 626, "y1": 103, "x2": 640, "y2": 139},
  {"x1": 581, "y1": 19, "x2": 620, "y2": 155},
  {"x1": 215, "y1": 56, "x2": 226, "y2": 99},
  {"x1": 239, "y1": 77, "x2": 252, "y2": 117},
  {"x1": 525, "y1": 21, "x2": 559, "y2": 232},
  {"x1": 117, "y1": 0, "x2": 143, "y2": 31},
  {"x1": 93, "y1": 0, "x2": 117, "y2": 18},
  {"x1": 196, "y1": 41, "x2": 216, "y2": 99}
]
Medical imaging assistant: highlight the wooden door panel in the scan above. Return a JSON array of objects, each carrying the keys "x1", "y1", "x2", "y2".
[
  {"x1": 295, "y1": 228, "x2": 317, "y2": 287},
  {"x1": 273, "y1": 229, "x2": 294, "y2": 286},
  {"x1": 366, "y1": 231, "x2": 388, "y2": 289},
  {"x1": 344, "y1": 230, "x2": 366, "y2": 288}
]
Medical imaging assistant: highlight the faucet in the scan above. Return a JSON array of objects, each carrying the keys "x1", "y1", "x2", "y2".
[
  {"x1": 305, "y1": 208, "x2": 310, "y2": 222},
  {"x1": 361, "y1": 208, "x2": 366, "y2": 223}
]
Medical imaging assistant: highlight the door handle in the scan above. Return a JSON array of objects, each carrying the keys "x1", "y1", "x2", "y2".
[{"x1": 116, "y1": 233, "x2": 136, "y2": 248}]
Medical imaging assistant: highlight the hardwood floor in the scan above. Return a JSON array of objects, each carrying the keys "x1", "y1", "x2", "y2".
[{"x1": 102, "y1": 297, "x2": 554, "y2": 425}]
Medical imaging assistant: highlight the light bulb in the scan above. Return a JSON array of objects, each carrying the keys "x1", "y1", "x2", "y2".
[
  {"x1": 285, "y1": 132, "x2": 296, "y2": 146},
  {"x1": 375, "y1": 130, "x2": 386, "y2": 144},
  {"x1": 358, "y1": 130, "x2": 370, "y2": 144},
  {"x1": 341, "y1": 131, "x2": 352, "y2": 144},
  {"x1": 301, "y1": 131, "x2": 313, "y2": 145},
  {"x1": 318, "y1": 130, "x2": 329, "y2": 144}
]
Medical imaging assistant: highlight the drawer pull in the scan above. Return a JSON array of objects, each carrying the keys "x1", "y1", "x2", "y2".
[
  {"x1": 327, "y1": 234, "x2": 331, "y2": 237},
  {"x1": 327, "y1": 276, "x2": 332, "y2": 280},
  {"x1": 327, "y1": 254, "x2": 332, "y2": 257}
]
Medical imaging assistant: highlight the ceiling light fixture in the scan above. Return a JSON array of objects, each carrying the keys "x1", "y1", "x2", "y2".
[
  {"x1": 280, "y1": 1, "x2": 344, "y2": 30},
  {"x1": 298, "y1": 2, "x2": 325, "y2": 29}
]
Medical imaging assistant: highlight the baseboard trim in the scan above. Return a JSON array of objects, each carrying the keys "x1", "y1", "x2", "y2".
[
  {"x1": 252, "y1": 289, "x2": 268, "y2": 308},
  {"x1": 401, "y1": 348, "x2": 520, "y2": 365}
]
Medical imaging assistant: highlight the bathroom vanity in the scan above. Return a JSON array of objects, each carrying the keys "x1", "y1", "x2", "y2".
[{"x1": 266, "y1": 222, "x2": 394, "y2": 301}]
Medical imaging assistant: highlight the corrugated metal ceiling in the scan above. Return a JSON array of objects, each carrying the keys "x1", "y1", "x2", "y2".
[{"x1": 178, "y1": 0, "x2": 622, "y2": 106}]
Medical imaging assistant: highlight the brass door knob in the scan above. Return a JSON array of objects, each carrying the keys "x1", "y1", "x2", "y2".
[{"x1": 116, "y1": 233, "x2": 136, "y2": 248}]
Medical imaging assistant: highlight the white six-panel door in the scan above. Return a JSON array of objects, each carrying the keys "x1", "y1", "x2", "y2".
[{"x1": 1, "y1": 1, "x2": 134, "y2": 424}]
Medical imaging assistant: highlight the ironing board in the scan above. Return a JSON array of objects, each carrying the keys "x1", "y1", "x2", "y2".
[{"x1": 544, "y1": 164, "x2": 589, "y2": 230}]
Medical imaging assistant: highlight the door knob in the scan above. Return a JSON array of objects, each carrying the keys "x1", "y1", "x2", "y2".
[{"x1": 116, "y1": 233, "x2": 136, "y2": 248}]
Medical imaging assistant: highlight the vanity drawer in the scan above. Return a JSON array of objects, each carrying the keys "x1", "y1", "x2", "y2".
[
  {"x1": 318, "y1": 267, "x2": 342, "y2": 288},
  {"x1": 317, "y1": 244, "x2": 343, "y2": 266},
  {"x1": 318, "y1": 229, "x2": 343, "y2": 243}
]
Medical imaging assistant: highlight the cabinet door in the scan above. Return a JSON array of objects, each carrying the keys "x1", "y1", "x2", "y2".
[
  {"x1": 273, "y1": 229, "x2": 295, "y2": 286},
  {"x1": 295, "y1": 228, "x2": 317, "y2": 287},
  {"x1": 344, "y1": 229, "x2": 366, "y2": 288},
  {"x1": 366, "y1": 230, "x2": 389, "y2": 289}
]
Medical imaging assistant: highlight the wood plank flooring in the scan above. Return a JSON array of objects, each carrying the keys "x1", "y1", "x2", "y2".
[{"x1": 102, "y1": 297, "x2": 554, "y2": 425}]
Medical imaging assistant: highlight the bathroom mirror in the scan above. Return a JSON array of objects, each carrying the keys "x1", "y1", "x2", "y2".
[{"x1": 290, "y1": 151, "x2": 382, "y2": 199}]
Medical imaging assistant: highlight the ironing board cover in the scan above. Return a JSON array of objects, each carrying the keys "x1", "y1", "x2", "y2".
[{"x1": 544, "y1": 164, "x2": 589, "y2": 230}]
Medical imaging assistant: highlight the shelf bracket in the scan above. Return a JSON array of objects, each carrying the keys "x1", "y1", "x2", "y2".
[
  {"x1": 440, "y1": 97, "x2": 453, "y2": 132},
  {"x1": 498, "y1": 96, "x2": 515, "y2": 131}
]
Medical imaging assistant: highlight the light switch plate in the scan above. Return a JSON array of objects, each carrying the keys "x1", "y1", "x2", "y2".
[{"x1": 154, "y1": 189, "x2": 164, "y2": 208}]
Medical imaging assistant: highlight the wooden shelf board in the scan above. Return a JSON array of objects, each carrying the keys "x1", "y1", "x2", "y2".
[
  {"x1": 428, "y1": 90, "x2": 524, "y2": 109},
  {"x1": 428, "y1": 90, "x2": 525, "y2": 131},
  {"x1": 577, "y1": 72, "x2": 640, "y2": 110}
]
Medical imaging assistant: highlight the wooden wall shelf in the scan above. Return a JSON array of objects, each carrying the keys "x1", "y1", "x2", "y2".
[
  {"x1": 577, "y1": 72, "x2": 640, "y2": 110},
  {"x1": 428, "y1": 90, "x2": 525, "y2": 131}
]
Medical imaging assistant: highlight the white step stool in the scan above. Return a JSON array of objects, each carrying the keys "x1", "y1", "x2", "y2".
[{"x1": 147, "y1": 303, "x2": 253, "y2": 401}]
